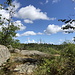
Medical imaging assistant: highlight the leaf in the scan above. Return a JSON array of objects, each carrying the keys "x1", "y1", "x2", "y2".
[
  {"x1": 58, "y1": 19, "x2": 66, "y2": 22},
  {"x1": 65, "y1": 20, "x2": 71, "y2": 23},
  {"x1": 6, "y1": 8, "x2": 8, "y2": 10},
  {"x1": 0, "y1": 14, "x2": 2, "y2": 16}
]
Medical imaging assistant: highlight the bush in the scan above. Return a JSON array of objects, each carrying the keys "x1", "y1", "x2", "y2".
[
  {"x1": 60, "y1": 43, "x2": 75, "y2": 75},
  {"x1": 34, "y1": 56, "x2": 65, "y2": 75}
]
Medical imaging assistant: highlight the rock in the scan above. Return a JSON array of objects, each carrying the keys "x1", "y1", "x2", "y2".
[
  {"x1": 21, "y1": 50, "x2": 48, "y2": 56},
  {"x1": 14, "y1": 49, "x2": 20, "y2": 53},
  {"x1": 14, "y1": 63, "x2": 37, "y2": 74},
  {"x1": 13, "y1": 57, "x2": 38, "y2": 64},
  {"x1": 8, "y1": 45, "x2": 14, "y2": 53},
  {"x1": 0, "y1": 45, "x2": 10, "y2": 66}
]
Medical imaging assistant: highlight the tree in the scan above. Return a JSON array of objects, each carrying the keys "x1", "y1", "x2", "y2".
[
  {"x1": 58, "y1": 19, "x2": 75, "y2": 33},
  {"x1": 0, "y1": 0, "x2": 20, "y2": 46}
]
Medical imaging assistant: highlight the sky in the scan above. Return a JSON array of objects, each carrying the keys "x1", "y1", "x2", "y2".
[{"x1": 0, "y1": 0, "x2": 75, "y2": 44}]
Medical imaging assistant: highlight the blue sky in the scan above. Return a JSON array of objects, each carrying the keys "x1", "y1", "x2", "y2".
[{"x1": 0, "y1": 0, "x2": 75, "y2": 44}]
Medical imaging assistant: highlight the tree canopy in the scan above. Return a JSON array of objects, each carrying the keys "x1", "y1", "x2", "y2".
[{"x1": 0, "y1": 0, "x2": 20, "y2": 46}]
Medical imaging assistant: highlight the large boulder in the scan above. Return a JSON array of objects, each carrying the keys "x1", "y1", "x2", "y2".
[{"x1": 0, "y1": 45, "x2": 10, "y2": 66}]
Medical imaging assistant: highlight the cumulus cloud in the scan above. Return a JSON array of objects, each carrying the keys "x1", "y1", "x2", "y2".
[
  {"x1": 24, "y1": 19, "x2": 33, "y2": 23},
  {"x1": 14, "y1": 20, "x2": 26, "y2": 31},
  {"x1": 0, "y1": 0, "x2": 21, "y2": 21},
  {"x1": 0, "y1": 1, "x2": 55, "y2": 25},
  {"x1": 16, "y1": 31, "x2": 43, "y2": 37},
  {"x1": 16, "y1": 5, "x2": 50, "y2": 20},
  {"x1": 44, "y1": 22, "x2": 75, "y2": 35},
  {"x1": 44, "y1": 24, "x2": 62, "y2": 35},
  {"x1": 21, "y1": 31, "x2": 36, "y2": 36}
]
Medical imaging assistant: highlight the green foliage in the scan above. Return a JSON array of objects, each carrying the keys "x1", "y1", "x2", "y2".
[
  {"x1": 34, "y1": 56, "x2": 66, "y2": 75},
  {"x1": 33, "y1": 43, "x2": 75, "y2": 75},
  {"x1": 11, "y1": 39, "x2": 21, "y2": 48},
  {"x1": 61, "y1": 44, "x2": 75, "y2": 57},
  {"x1": 0, "y1": 25, "x2": 19, "y2": 46},
  {"x1": 0, "y1": 43, "x2": 75, "y2": 75},
  {"x1": 60, "y1": 43, "x2": 75, "y2": 75},
  {"x1": 19, "y1": 43, "x2": 62, "y2": 51},
  {"x1": 0, "y1": 0, "x2": 20, "y2": 46},
  {"x1": 46, "y1": 47, "x2": 60, "y2": 54}
]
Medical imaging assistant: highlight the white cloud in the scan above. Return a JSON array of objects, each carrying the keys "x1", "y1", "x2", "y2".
[
  {"x1": 17, "y1": 5, "x2": 50, "y2": 20},
  {"x1": 50, "y1": 18, "x2": 56, "y2": 20},
  {"x1": 37, "y1": 32, "x2": 43, "y2": 35},
  {"x1": 0, "y1": 9, "x2": 9, "y2": 20},
  {"x1": 72, "y1": 0, "x2": 75, "y2": 2},
  {"x1": 24, "y1": 19, "x2": 33, "y2": 23},
  {"x1": 16, "y1": 33, "x2": 21, "y2": 37},
  {"x1": 21, "y1": 31, "x2": 36, "y2": 36},
  {"x1": 44, "y1": 24, "x2": 62, "y2": 35},
  {"x1": 16, "y1": 31, "x2": 43, "y2": 37},
  {"x1": 25, "y1": 38, "x2": 37, "y2": 43},
  {"x1": 27, "y1": 39, "x2": 37, "y2": 43},
  {"x1": 0, "y1": 0, "x2": 21, "y2": 21},
  {"x1": 44, "y1": 22, "x2": 75, "y2": 35},
  {"x1": 40, "y1": 0, "x2": 49, "y2": 5},
  {"x1": 12, "y1": 0, "x2": 20, "y2": 11},
  {"x1": 6, "y1": 0, "x2": 21, "y2": 17},
  {"x1": 14, "y1": 20, "x2": 26, "y2": 31},
  {"x1": 52, "y1": 0, "x2": 60, "y2": 3},
  {"x1": 70, "y1": 22, "x2": 75, "y2": 27},
  {"x1": 46, "y1": 0, "x2": 49, "y2": 3}
]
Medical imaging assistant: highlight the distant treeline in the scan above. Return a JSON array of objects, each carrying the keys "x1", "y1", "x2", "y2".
[{"x1": 18, "y1": 43, "x2": 67, "y2": 51}]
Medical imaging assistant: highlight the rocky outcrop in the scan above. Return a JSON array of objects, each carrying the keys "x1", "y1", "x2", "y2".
[
  {"x1": 13, "y1": 57, "x2": 38, "y2": 64},
  {"x1": 14, "y1": 63, "x2": 37, "y2": 74},
  {"x1": 20, "y1": 50, "x2": 48, "y2": 56},
  {"x1": 0, "y1": 45, "x2": 10, "y2": 66}
]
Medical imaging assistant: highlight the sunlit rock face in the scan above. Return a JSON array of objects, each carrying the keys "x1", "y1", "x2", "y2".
[{"x1": 0, "y1": 45, "x2": 10, "y2": 66}]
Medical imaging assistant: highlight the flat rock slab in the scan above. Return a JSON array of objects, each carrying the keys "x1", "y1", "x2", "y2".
[
  {"x1": 20, "y1": 50, "x2": 48, "y2": 56},
  {"x1": 0, "y1": 45, "x2": 10, "y2": 66}
]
